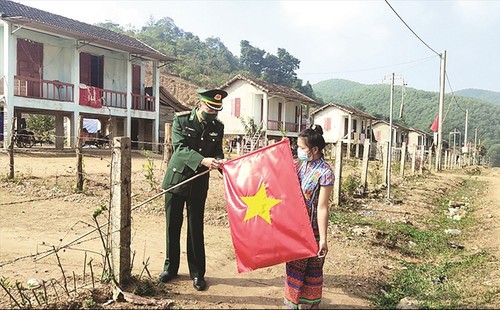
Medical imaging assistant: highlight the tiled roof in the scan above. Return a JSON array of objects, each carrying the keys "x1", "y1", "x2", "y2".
[
  {"x1": 372, "y1": 119, "x2": 411, "y2": 131},
  {"x1": 221, "y1": 74, "x2": 319, "y2": 105},
  {"x1": 145, "y1": 86, "x2": 190, "y2": 112},
  {"x1": 0, "y1": 0, "x2": 176, "y2": 62},
  {"x1": 312, "y1": 102, "x2": 377, "y2": 120}
]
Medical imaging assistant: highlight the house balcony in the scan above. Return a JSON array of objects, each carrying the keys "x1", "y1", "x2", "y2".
[
  {"x1": 14, "y1": 75, "x2": 74, "y2": 102},
  {"x1": 267, "y1": 120, "x2": 304, "y2": 133},
  {"x1": 13, "y1": 75, "x2": 155, "y2": 112}
]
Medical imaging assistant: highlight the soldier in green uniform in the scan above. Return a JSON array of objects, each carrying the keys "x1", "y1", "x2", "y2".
[{"x1": 159, "y1": 89, "x2": 227, "y2": 291}]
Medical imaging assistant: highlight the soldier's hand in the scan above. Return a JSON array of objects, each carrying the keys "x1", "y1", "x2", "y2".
[{"x1": 201, "y1": 157, "x2": 221, "y2": 170}]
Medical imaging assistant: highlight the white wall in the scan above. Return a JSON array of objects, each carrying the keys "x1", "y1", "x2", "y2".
[
  {"x1": 219, "y1": 80, "x2": 264, "y2": 135},
  {"x1": 0, "y1": 24, "x2": 4, "y2": 77},
  {"x1": 312, "y1": 107, "x2": 345, "y2": 143}
]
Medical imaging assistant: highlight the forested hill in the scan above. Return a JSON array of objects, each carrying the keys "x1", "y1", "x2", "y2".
[
  {"x1": 313, "y1": 79, "x2": 500, "y2": 149},
  {"x1": 454, "y1": 89, "x2": 500, "y2": 105}
]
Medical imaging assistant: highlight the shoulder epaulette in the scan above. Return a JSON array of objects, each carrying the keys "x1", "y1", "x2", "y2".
[
  {"x1": 215, "y1": 118, "x2": 224, "y2": 125},
  {"x1": 175, "y1": 111, "x2": 191, "y2": 117}
]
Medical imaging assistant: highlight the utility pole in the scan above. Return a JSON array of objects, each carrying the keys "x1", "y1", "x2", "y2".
[
  {"x1": 387, "y1": 73, "x2": 394, "y2": 200},
  {"x1": 382, "y1": 73, "x2": 404, "y2": 200},
  {"x1": 436, "y1": 50, "x2": 446, "y2": 171},
  {"x1": 474, "y1": 128, "x2": 478, "y2": 165},
  {"x1": 399, "y1": 80, "x2": 407, "y2": 119},
  {"x1": 464, "y1": 109, "x2": 468, "y2": 153}
]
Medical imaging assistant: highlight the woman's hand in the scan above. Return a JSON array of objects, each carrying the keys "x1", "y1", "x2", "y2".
[{"x1": 318, "y1": 240, "x2": 328, "y2": 258}]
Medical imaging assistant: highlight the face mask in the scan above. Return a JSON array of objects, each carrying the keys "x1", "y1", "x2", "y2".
[
  {"x1": 297, "y1": 148, "x2": 313, "y2": 161},
  {"x1": 201, "y1": 110, "x2": 217, "y2": 122}
]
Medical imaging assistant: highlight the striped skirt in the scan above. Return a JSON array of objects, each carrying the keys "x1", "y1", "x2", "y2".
[{"x1": 284, "y1": 255, "x2": 325, "y2": 309}]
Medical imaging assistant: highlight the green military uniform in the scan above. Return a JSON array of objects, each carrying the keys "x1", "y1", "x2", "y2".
[{"x1": 161, "y1": 107, "x2": 224, "y2": 280}]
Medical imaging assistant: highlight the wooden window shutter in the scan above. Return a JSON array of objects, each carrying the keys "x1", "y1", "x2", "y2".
[
  {"x1": 324, "y1": 117, "x2": 331, "y2": 131},
  {"x1": 232, "y1": 98, "x2": 241, "y2": 117}
]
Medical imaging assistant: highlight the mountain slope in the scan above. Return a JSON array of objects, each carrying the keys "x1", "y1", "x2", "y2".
[
  {"x1": 312, "y1": 79, "x2": 500, "y2": 149},
  {"x1": 454, "y1": 88, "x2": 500, "y2": 105}
]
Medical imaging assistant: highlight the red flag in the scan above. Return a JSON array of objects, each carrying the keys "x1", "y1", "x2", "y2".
[
  {"x1": 430, "y1": 115, "x2": 439, "y2": 132},
  {"x1": 222, "y1": 139, "x2": 318, "y2": 273}
]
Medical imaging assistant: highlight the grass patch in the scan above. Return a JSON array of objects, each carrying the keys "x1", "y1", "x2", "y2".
[{"x1": 370, "y1": 177, "x2": 499, "y2": 308}]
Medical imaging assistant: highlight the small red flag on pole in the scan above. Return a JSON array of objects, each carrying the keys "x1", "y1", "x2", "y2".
[{"x1": 430, "y1": 115, "x2": 439, "y2": 132}]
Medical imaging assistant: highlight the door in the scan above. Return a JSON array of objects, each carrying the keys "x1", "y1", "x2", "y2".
[
  {"x1": 132, "y1": 64, "x2": 141, "y2": 109},
  {"x1": 80, "y1": 52, "x2": 104, "y2": 88},
  {"x1": 17, "y1": 39, "x2": 43, "y2": 97}
]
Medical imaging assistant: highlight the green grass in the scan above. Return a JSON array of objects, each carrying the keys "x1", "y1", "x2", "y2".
[
  {"x1": 369, "y1": 178, "x2": 498, "y2": 309},
  {"x1": 332, "y1": 175, "x2": 498, "y2": 308}
]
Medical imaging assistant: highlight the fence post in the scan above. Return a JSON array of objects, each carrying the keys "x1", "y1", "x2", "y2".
[
  {"x1": 76, "y1": 116, "x2": 84, "y2": 191},
  {"x1": 110, "y1": 137, "x2": 131, "y2": 285},
  {"x1": 411, "y1": 144, "x2": 416, "y2": 175},
  {"x1": 444, "y1": 150, "x2": 449, "y2": 170},
  {"x1": 333, "y1": 141, "x2": 343, "y2": 206},
  {"x1": 400, "y1": 142, "x2": 406, "y2": 177},
  {"x1": 419, "y1": 148, "x2": 424, "y2": 175},
  {"x1": 428, "y1": 148, "x2": 433, "y2": 172},
  {"x1": 163, "y1": 123, "x2": 172, "y2": 172},
  {"x1": 8, "y1": 117, "x2": 15, "y2": 179},
  {"x1": 360, "y1": 139, "x2": 370, "y2": 191},
  {"x1": 382, "y1": 142, "x2": 389, "y2": 185}
]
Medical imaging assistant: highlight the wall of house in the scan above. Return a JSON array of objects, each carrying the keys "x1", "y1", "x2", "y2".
[
  {"x1": 79, "y1": 45, "x2": 129, "y2": 92},
  {"x1": 0, "y1": 24, "x2": 4, "y2": 77},
  {"x1": 312, "y1": 108, "x2": 345, "y2": 143},
  {"x1": 408, "y1": 132, "x2": 422, "y2": 146},
  {"x1": 373, "y1": 123, "x2": 391, "y2": 144},
  {"x1": 220, "y1": 80, "x2": 264, "y2": 135},
  {"x1": 42, "y1": 42, "x2": 73, "y2": 83},
  {"x1": 15, "y1": 29, "x2": 73, "y2": 83}
]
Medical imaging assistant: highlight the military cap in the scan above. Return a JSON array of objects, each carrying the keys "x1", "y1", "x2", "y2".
[{"x1": 198, "y1": 89, "x2": 228, "y2": 111}]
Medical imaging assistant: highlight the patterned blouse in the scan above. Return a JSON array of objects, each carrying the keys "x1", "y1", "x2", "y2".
[{"x1": 297, "y1": 156, "x2": 334, "y2": 235}]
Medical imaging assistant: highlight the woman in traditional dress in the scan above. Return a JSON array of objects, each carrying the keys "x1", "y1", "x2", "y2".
[{"x1": 284, "y1": 124, "x2": 334, "y2": 309}]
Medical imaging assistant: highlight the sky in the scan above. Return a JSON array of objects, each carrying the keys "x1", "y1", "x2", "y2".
[{"x1": 17, "y1": 0, "x2": 500, "y2": 93}]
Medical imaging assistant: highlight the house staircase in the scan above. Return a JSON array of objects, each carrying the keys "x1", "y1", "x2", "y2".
[{"x1": 244, "y1": 129, "x2": 263, "y2": 154}]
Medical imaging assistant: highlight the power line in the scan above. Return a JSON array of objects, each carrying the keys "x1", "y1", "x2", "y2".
[
  {"x1": 385, "y1": 0, "x2": 441, "y2": 56},
  {"x1": 445, "y1": 71, "x2": 466, "y2": 113},
  {"x1": 300, "y1": 55, "x2": 436, "y2": 76}
]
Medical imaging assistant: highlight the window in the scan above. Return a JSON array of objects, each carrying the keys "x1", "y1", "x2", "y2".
[
  {"x1": 231, "y1": 98, "x2": 241, "y2": 117},
  {"x1": 324, "y1": 117, "x2": 331, "y2": 131}
]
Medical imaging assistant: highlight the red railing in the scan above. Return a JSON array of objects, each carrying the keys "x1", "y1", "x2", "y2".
[
  {"x1": 284, "y1": 122, "x2": 299, "y2": 132},
  {"x1": 99, "y1": 88, "x2": 127, "y2": 109},
  {"x1": 267, "y1": 120, "x2": 301, "y2": 132},
  {"x1": 13, "y1": 75, "x2": 152, "y2": 111},
  {"x1": 14, "y1": 75, "x2": 74, "y2": 102},
  {"x1": 267, "y1": 120, "x2": 280, "y2": 131},
  {"x1": 132, "y1": 93, "x2": 155, "y2": 111}
]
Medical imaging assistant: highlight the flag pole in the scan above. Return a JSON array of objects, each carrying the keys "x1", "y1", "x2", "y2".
[{"x1": 132, "y1": 169, "x2": 211, "y2": 211}]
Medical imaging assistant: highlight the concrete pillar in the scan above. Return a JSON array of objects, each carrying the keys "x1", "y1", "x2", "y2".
[{"x1": 110, "y1": 137, "x2": 131, "y2": 285}]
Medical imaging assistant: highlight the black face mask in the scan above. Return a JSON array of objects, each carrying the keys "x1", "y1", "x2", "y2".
[{"x1": 201, "y1": 110, "x2": 217, "y2": 122}]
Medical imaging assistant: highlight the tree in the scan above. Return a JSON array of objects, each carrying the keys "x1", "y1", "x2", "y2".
[
  {"x1": 240, "y1": 40, "x2": 265, "y2": 78},
  {"x1": 262, "y1": 48, "x2": 300, "y2": 88},
  {"x1": 487, "y1": 144, "x2": 500, "y2": 167},
  {"x1": 26, "y1": 114, "x2": 55, "y2": 143}
]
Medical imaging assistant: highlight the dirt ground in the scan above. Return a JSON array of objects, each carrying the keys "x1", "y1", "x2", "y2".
[{"x1": 0, "y1": 149, "x2": 499, "y2": 309}]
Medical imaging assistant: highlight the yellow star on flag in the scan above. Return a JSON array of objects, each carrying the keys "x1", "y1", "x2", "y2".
[{"x1": 241, "y1": 183, "x2": 282, "y2": 224}]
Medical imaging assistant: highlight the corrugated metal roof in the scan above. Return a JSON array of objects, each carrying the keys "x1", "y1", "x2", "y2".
[{"x1": 0, "y1": 0, "x2": 176, "y2": 62}]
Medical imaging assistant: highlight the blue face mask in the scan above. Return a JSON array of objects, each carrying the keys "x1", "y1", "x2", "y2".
[{"x1": 297, "y1": 148, "x2": 312, "y2": 161}]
